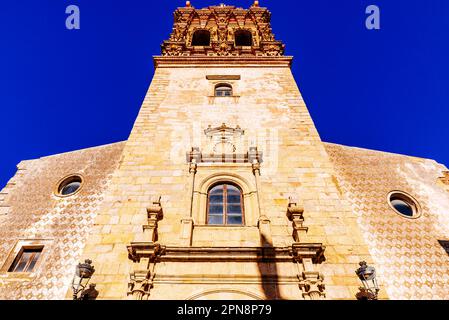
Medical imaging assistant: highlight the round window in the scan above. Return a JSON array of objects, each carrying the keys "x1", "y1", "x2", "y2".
[
  {"x1": 388, "y1": 191, "x2": 421, "y2": 219},
  {"x1": 56, "y1": 175, "x2": 83, "y2": 197}
]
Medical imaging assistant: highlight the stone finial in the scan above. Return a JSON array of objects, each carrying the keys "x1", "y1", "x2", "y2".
[
  {"x1": 147, "y1": 196, "x2": 163, "y2": 220},
  {"x1": 287, "y1": 196, "x2": 308, "y2": 242},
  {"x1": 189, "y1": 161, "x2": 198, "y2": 174},
  {"x1": 253, "y1": 0, "x2": 260, "y2": 7},
  {"x1": 136, "y1": 196, "x2": 164, "y2": 243},
  {"x1": 287, "y1": 196, "x2": 304, "y2": 220},
  {"x1": 186, "y1": 1, "x2": 191, "y2": 7},
  {"x1": 248, "y1": 146, "x2": 262, "y2": 165}
]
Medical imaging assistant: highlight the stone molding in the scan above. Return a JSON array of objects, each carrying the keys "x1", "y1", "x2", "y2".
[
  {"x1": 127, "y1": 244, "x2": 325, "y2": 263},
  {"x1": 154, "y1": 56, "x2": 293, "y2": 68}
]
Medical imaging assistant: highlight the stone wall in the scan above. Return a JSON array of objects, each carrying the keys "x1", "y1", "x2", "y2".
[
  {"x1": 0, "y1": 142, "x2": 125, "y2": 299},
  {"x1": 326, "y1": 143, "x2": 449, "y2": 299},
  {"x1": 77, "y1": 57, "x2": 375, "y2": 300}
]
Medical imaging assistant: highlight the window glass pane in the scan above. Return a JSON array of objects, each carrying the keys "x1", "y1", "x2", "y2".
[
  {"x1": 61, "y1": 182, "x2": 81, "y2": 195},
  {"x1": 209, "y1": 205, "x2": 223, "y2": 214},
  {"x1": 227, "y1": 205, "x2": 242, "y2": 214},
  {"x1": 227, "y1": 215, "x2": 243, "y2": 225},
  {"x1": 208, "y1": 183, "x2": 244, "y2": 225},
  {"x1": 215, "y1": 85, "x2": 232, "y2": 97},
  {"x1": 227, "y1": 194, "x2": 241, "y2": 204},
  {"x1": 391, "y1": 199, "x2": 413, "y2": 217},
  {"x1": 210, "y1": 186, "x2": 223, "y2": 194},
  {"x1": 227, "y1": 185, "x2": 240, "y2": 194},
  {"x1": 9, "y1": 248, "x2": 43, "y2": 272},
  {"x1": 13, "y1": 252, "x2": 31, "y2": 272},
  {"x1": 208, "y1": 215, "x2": 224, "y2": 225},
  {"x1": 27, "y1": 251, "x2": 41, "y2": 272},
  {"x1": 209, "y1": 194, "x2": 223, "y2": 203}
]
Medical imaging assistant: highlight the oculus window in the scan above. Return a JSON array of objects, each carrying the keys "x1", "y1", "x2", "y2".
[
  {"x1": 388, "y1": 191, "x2": 421, "y2": 218},
  {"x1": 57, "y1": 175, "x2": 83, "y2": 196}
]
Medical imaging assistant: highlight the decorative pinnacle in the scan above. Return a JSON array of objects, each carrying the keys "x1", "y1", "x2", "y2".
[
  {"x1": 186, "y1": 1, "x2": 191, "y2": 7},
  {"x1": 253, "y1": 0, "x2": 260, "y2": 7}
]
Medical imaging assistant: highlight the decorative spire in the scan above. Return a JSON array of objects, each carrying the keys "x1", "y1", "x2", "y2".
[
  {"x1": 253, "y1": 1, "x2": 260, "y2": 7},
  {"x1": 185, "y1": 1, "x2": 191, "y2": 7}
]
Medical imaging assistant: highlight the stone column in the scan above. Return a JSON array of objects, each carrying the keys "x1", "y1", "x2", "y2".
[
  {"x1": 180, "y1": 149, "x2": 200, "y2": 246},
  {"x1": 250, "y1": 147, "x2": 272, "y2": 246}
]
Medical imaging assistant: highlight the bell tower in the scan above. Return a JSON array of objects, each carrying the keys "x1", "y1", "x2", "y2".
[
  {"x1": 77, "y1": 1, "x2": 373, "y2": 300},
  {"x1": 162, "y1": 1, "x2": 285, "y2": 57}
]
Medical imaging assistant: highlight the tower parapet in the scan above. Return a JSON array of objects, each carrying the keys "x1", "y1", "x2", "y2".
[{"x1": 161, "y1": 1, "x2": 285, "y2": 57}]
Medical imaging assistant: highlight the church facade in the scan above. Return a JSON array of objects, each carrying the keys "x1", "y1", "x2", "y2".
[{"x1": 1, "y1": 2, "x2": 449, "y2": 300}]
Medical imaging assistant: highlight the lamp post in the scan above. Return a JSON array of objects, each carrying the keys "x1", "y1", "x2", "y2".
[
  {"x1": 72, "y1": 259, "x2": 95, "y2": 300},
  {"x1": 355, "y1": 261, "x2": 379, "y2": 300}
]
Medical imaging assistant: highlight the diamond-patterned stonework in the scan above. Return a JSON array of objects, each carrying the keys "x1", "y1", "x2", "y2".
[
  {"x1": 325, "y1": 143, "x2": 449, "y2": 300},
  {"x1": 0, "y1": 142, "x2": 125, "y2": 300}
]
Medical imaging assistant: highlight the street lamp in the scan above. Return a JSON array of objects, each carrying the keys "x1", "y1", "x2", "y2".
[
  {"x1": 72, "y1": 259, "x2": 95, "y2": 300},
  {"x1": 355, "y1": 261, "x2": 379, "y2": 300}
]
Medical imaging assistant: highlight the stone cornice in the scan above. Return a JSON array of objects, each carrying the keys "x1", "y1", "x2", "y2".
[
  {"x1": 153, "y1": 56, "x2": 293, "y2": 68},
  {"x1": 127, "y1": 242, "x2": 325, "y2": 263}
]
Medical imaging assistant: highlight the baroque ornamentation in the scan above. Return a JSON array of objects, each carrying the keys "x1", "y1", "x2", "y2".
[
  {"x1": 161, "y1": 4, "x2": 285, "y2": 57},
  {"x1": 264, "y1": 44, "x2": 283, "y2": 56},
  {"x1": 162, "y1": 44, "x2": 184, "y2": 56},
  {"x1": 170, "y1": 26, "x2": 187, "y2": 42},
  {"x1": 299, "y1": 271, "x2": 326, "y2": 300}
]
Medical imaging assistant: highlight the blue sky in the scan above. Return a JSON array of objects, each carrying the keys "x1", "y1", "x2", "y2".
[{"x1": 1, "y1": 0, "x2": 448, "y2": 188}]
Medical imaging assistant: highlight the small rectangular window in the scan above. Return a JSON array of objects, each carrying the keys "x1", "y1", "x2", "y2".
[{"x1": 8, "y1": 247, "x2": 43, "y2": 273}]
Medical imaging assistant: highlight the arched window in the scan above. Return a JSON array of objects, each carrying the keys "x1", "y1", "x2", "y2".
[
  {"x1": 207, "y1": 183, "x2": 244, "y2": 225},
  {"x1": 191, "y1": 30, "x2": 211, "y2": 46},
  {"x1": 235, "y1": 29, "x2": 253, "y2": 47},
  {"x1": 215, "y1": 83, "x2": 233, "y2": 97}
]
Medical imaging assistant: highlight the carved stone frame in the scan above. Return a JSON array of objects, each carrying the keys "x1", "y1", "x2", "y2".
[
  {"x1": 0, "y1": 239, "x2": 53, "y2": 280},
  {"x1": 193, "y1": 168, "x2": 260, "y2": 226}
]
